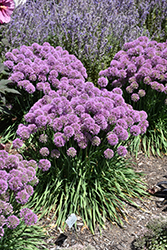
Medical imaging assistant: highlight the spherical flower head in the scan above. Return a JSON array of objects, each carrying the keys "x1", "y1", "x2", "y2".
[
  {"x1": 63, "y1": 126, "x2": 74, "y2": 139},
  {"x1": 130, "y1": 125, "x2": 141, "y2": 136},
  {"x1": 39, "y1": 134, "x2": 48, "y2": 143},
  {"x1": 112, "y1": 88, "x2": 123, "y2": 95},
  {"x1": 17, "y1": 127, "x2": 30, "y2": 140},
  {"x1": 0, "y1": 179, "x2": 8, "y2": 194},
  {"x1": 39, "y1": 147, "x2": 50, "y2": 157},
  {"x1": 67, "y1": 147, "x2": 77, "y2": 157},
  {"x1": 117, "y1": 146, "x2": 128, "y2": 157},
  {"x1": 35, "y1": 115, "x2": 48, "y2": 127},
  {"x1": 98, "y1": 77, "x2": 108, "y2": 87},
  {"x1": 53, "y1": 133, "x2": 66, "y2": 147},
  {"x1": 28, "y1": 160, "x2": 38, "y2": 169},
  {"x1": 131, "y1": 93, "x2": 140, "y2": 102},
  {"x1": 104, "y1": 148, "x2": 114, "y2": 159},
  {"x1": 155, "y1": 83, "x2": 164, "y2": 92},
  {"x1": 107, "y1": 133, "x2": 119, "y2": 146},
  {"x1": 126, "y1": 86, "x2": 133, "y2": 94},
  {"x1": 38, "y1": 159, "x2": 51, "y2": 172},
  {"x1": 138, "y1": 89, "x2": 146, "y2": 97},
  {"x1": 5, "y1": 155, "x2": 19, "y2": 169},
  {"x1": 24, "y1": 212, "x2": 38, "y2": 226},
  {"x1": 113, "y1": 126, "x2": 129, "y2": 141},
  {"x1": 51, "y1": 149, "x2": 60, "y2": 158},
  {"x1": 8, "y1": 176, "x2": 23, "y2": 191},
  {"x1": 117, "y1": 119, "x2": 128, "y2": 130},
  {"x1": 130, "y1": 82, "x2": 139, "y2": 90},
  {"x1": 139, "y1": 111, "x2": 148, "y2": 121},
  {"x1": 12, "y1": 138, "x2": 24, "y2": 149},
  {"x1": 7, "y1": 215, "x2": 19, "y2": 229},
  {"x1": 20, "y1": 208, "x2": 38, "y2": 226},
  {"x1": 91, "y1": 136, "x2": 101, "y2": 146},
  {"x1": 0, "y1": 0, "x2": 15, "y2": 24},
  {"x1": 24, "y1": 185, "x2": 34, "y2": 196},
  {"x1": 16, "y1": 189, "x2": 30, "y2": 204}
]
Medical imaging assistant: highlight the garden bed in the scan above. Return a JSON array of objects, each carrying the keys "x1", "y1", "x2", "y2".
[{"x1": 35, "y1": 152, "x2": 167, "y2": 250}]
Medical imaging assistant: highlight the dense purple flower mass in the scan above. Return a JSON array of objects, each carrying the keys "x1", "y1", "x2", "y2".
[
  {"x1": 99, "y1": 37, "x2": 167, "y2": 102},
  {"x1": 0, "y1": 152, "x2": 38, "y2": 238}
]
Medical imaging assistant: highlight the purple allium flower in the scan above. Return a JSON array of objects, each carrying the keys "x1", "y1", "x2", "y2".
[
  {"x1": 35, "y1": 115, "x2": 48, "y2": 127},
  {"x1": 51, "y1": 149, "x2": 60, "y2": 158},
  {"x1": 53, "y1": 133, "x2": 66, "y2": 147},
  {"x1": 104, "y1": 148, "x2": 114, "y2": 159},
  {"x1": 117, "y1": 119, "x2": 128, "y2": 130},
  {"x1": 39, "y1": 147, "x2": 50, "y2": 157},
  {"x1": 63, "y1": 126, "x2": 74, "y2": 139},
  {"x1": 155, "y1": 83, "x2": 164, "y2": 92},
  {"x1": 5, "y1": 155, "x2": 19, "y2": 169},
  {"x1": 38, "y1": 159, "x2": 51, "y2": 172},
  {"x1": 39, "y1": 134, "x2": 48, "y2": 143},
  {"x1": 93, "y1": 114, "x2": 107, "y2": 130},
  {"x1": 0, "y1": 180, "x2": 8, "y2": 194},
  {"x1": 28, "y1": 160, "x2": 38, "y2": 169},
  {"x1": 78, "y1": 140, "x2": 87, "y2": 149},
  {"x1": 117, "y1": 146, "x2": 128, "y2": 157},
  {"x1": 24, "y1": 185, "x2": 34, "y2": 196},
  {"x1": 112, "y1": 88, "x2": 123, "y2": 95},
  {"x1": 91, "y1": 136, "x2": 101, "y2": 146},
  {"x1": 139, "y1": 111, "x2": 148, "y2": 121},
  {"x1": 130, "y1": 125, "x2": 141, "y2": 136},
  {"x1": 7, "y1": 215, "x2": 20, "y2": 229},
  {"x1": 24, "y1": 211, "x2": 38, "y2": 226},
  {"x1": 26, "y1": 167, "x2": 36, "y2": 182},
  {"x1": 130, "y1": 82, "x2": 139, "y2": 90},
  {"x1": 113, "y1": 126, "x2": 129, "y2": 141},
  {"x1": 98, "y1": 77, "x2": 108, "y2": 87},
  {"x1": 108, "y1": 114, "x2": 117, "y2": 125},
  {"x1": 131, "y1": 93, "x2": 140, "y2": 102},
  {"x1": 138, "y1": 89, "x2": 146, "y2": 97},
  {"x1": 16, "y1": 190, "x2": 30, "y2": 204},
  {"x1": 17, "y1": 127, "x2": 30, "y2": 140},
  {"x1": 12, "y1": 138, "x2": 24, "y2": 149},
  {"x1": 67, "y1": 147, "x2": 77, "y2": 157},
  {"x1": 107, "y1": 133, "x2": 119, "y2": 146},
  {"x1": 126, "y1": 86, "x2": 133, "y2": 94},
  {"x1": 8, "y1": 177, "x2": 23, "y2": 192}
]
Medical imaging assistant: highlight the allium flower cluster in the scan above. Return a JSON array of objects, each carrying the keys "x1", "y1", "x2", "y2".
[
  {"x1": 99, "y1": 37, "x2": 167, "y2": 102},
  {"x1": 4, "y1": 42, "x2": 87, "y2": 97},
  {"x1": 15, "y1": 73, "x2": 149, "y2": 164},
  {"x1": 0, "y1": 151, "x2": 38, "y2": 239}
]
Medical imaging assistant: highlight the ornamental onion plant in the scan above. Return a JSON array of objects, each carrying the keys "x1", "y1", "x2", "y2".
[
  {"x1": 1, "y1": 42, "x2": 87, "y2": 141},
  {"x1": 13, "y1": 65, "x2": 148, "y2": 232},
  {"x1": 0, "y1": 150, "x2": 48, "y2": 250},
  {"x1": 98, "y1": 36, "x2": 167, "y2": 156}
]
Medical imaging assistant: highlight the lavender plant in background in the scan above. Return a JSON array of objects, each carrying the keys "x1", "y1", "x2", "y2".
[
  {"x1": 1, "y1": 0, "x2": 152, "y2": 82},
  {"x1": 0, "y1": 150, "x2": 38, "y2": 240}
]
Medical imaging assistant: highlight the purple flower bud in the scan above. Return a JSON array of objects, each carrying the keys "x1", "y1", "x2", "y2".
[
  {"x1": 98, "y1": 77, "x2": 108, "y2": 87},
  {"x1": 138, "y1": 89, "x2": 146, "y2": 97},
  {"x1": 91, "y1": 136, "x2": 101, "y2": 146}
]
